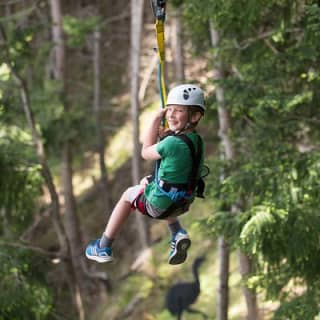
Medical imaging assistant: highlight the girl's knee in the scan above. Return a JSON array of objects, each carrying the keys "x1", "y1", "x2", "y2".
[
  {"x1": 123, "y1": 185, "x2": 144, "y2": 203},
  {"x1": 121, "y1": 188, "x2": 131, "y2": 201}
]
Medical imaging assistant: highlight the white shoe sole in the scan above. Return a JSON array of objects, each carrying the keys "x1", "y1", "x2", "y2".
[
  {"x1": 168, "y1": 237, "x2": 191, "y2": 265},
  {"x1": 86, "y1": 252, "x2": 114, "y2": 263}
]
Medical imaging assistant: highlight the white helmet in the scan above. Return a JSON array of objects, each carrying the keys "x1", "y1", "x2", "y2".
[{"x1": 166, "y1": 84, "x2": 205, "y2": 112}]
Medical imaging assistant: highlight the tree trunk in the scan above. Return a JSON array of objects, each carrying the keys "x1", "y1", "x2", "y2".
[
  {"x1": 239, "y1": 252, "x2": 260, "y2": 320},
  {"x1": 18, "y1": 77, "x2": 68, "y2": 253},
  {"x1": 210, "y1": 20, "x2": 231, "y2": 320},
  {"x1": 170, "y1": 8, "x2": 185, "y2": 83},
  {"x1": 49, "y1": 1, "x2": 86, "y2": 319},
  {"x1": 93, "y1": 28, "x2": 113, "y2": 212},
  {"x1": 130, "y1": 0, "x2": 149, "y2": 248},
  {"x1": 19, "y1": 77, "x2": 82, "y2": 319},
  {"x1": 216, "y1": 237, "x2": 230, "y2": 320},
  {"x1": 210, "y1": 20, "x2": 259, "y2": 320}
]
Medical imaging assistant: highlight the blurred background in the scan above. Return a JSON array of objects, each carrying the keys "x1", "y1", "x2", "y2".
[{"x1": 1, "y1": 1, "x2": 320, "y2": 319}]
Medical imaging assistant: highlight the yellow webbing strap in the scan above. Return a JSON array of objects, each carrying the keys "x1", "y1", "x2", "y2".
[
  {"x1": 155, "y1": 19, "x2": 165, "y2": 63},
  {"x1": 155, "y1": 17, "x2": 167, "y2": 126}
]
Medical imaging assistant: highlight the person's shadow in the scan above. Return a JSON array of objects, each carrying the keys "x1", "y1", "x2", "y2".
[{"x1": 165, "y1": 256, "x2": 208, "y2": 320}]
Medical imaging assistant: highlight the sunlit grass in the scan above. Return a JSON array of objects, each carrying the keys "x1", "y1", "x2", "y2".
[
  {"x1": 105, "y1": 121, "x2": 133, "y2": 172},
  {"x1": 105, "y1": 102, "x2": 158, "y2": 173},
  {"x1": 0, "y1": 63, "x2": 10, "y2": 81}
]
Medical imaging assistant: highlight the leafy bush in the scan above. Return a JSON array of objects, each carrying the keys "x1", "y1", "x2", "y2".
[{"x1": 0, "y1": 249, "x2": 53, "y2": 320}]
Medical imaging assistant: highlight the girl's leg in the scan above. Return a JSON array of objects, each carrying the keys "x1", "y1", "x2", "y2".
[
  {"x1": 167, "y1": 217, "x2": 183, "y2": 235},
  {"x1": 166, "y1": 217, "x2": 191, "y2": 265},
  {"x1": 100, "y1": 185, "x2": 144, "y2": 247},
  {"x1": 103, "y1": 190, "x2": 132, "y2": 240},
  {"x1": 86, "y1": 187, "x2": 141, "y2": 263}
]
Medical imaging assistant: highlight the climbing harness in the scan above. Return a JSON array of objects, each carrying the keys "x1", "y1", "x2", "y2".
[
  {"x1": 134, "y1": 132, "x2": 207, "y2": 220},
  {"x1": 153, "y1": 133, "x2": 208, "y2": 219},
  {"x1": 155, "y1": 133, "x2": 205, "y2": 197},
  {"x1": 149, "y1": 0, "x2": 167, "y2": 110}
]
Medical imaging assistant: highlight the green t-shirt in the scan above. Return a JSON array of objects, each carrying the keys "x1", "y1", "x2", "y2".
[{"x1": 144, "y1": 132, "x2": 204, "y2": 211}]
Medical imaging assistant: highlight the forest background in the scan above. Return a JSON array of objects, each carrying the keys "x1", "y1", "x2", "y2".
[{"x1": 1, "y1": 0, "x2": 320, "y2": 320}]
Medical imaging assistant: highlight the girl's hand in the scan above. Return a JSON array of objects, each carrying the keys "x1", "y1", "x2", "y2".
[
  {"x1": 159, "y1": 126, "x2": 173, "y2": 138},
  {"x1": 154, "y1": 107, "x2": 167, "y2": 122},
  {"x1": 140, "y1": 175, "x2": 153, "y2": 186}
]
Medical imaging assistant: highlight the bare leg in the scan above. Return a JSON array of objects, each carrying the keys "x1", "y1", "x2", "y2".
[
  {"x1": 85, "y1": 188, "x2": 136, "y2": 262},
  {"x1": 103, "y1": 189, "x2": 132, "y2": 239},
  {"x1": 166, "y1": 217, "x2": 182, "y2": 235},
  {"x1": 166, "y1": 217, "x2": 179, "y2": 225}
]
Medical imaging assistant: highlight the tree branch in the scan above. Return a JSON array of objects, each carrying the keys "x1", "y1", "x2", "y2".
[
  {"x1": 0, "y1": 239, "x2": 64, "y2": 259},
  {"x1": 101, "y1": 4, "x2": 130, "y2": 27},
  {"x1": 233, "y1": 28, "x2": 301, "y2": 51}
]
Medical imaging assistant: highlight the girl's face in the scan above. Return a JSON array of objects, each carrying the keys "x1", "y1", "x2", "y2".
[{"x1": 165, "y1": 105, "x2": 188, "y2": 132}]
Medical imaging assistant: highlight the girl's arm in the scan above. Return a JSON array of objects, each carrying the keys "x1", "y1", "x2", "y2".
[{"x1": 141, "y1": 108, "x2": 166, "y2": 160}]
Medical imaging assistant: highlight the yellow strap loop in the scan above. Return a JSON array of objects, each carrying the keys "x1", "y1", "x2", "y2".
[
  {"x1": 155, "y1": 19, "x2": 165, "y2": 63},
  {"x1": 155, "y1": 18, "x2": 167, "y2": 128}
]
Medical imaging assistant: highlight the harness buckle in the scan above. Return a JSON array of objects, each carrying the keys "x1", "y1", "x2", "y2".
[{"x1": 158, "y1": 179, "x2": 181, "y2": 193}]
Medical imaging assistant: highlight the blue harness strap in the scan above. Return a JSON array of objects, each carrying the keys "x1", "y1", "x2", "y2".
[
  {"x1": 152, "y1": 133, "x2": 203, "y2": 219},
  {"x1": 154, "y1": 160, "x2": 192, "y2": 202}
]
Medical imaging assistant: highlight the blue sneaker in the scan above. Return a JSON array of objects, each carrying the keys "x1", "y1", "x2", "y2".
[
  {"x1": 85, "y1": 239, "x2": 114, "y2": 263},
  {"x1": 168, "y1": 230, "x2": 191, "y2": 265}
]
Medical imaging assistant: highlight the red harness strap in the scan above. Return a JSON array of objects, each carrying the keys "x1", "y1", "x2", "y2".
[{"x1": 131, "y1": 188, "x2": 147, "y2": 214}]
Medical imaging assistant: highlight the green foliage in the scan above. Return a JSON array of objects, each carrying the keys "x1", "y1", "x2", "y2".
[
  {"x1": 193, "y1": 0, "x2": 320, "y2": 316},
  {"x1": 240, "y1": 205, "x2": 288, "y2": 257},
  {"x1": 170, "y1": 0, "x2": 185, "y2": 8},
  {"x1": 118, "y1": 274, "x2": 154, "y2": 309},
  {"x1": 0, "y1": 248, "x2": 53, "y2": 320},
  {"x1": 30, "y1": 80, "x2": 64, "y2": 130},
  {"x1": 5, "y1": 26, "x2": 33, "y2": 71},
  {"x1": 305, "y1": 4, "x2": 320, "y2": 45},
  {"x1": 180, "y1": 2, "x2": 211, "y2": 53},
  {"x1": 0, "y1": 126, "x2": 43, "y2": 236},
  {"x1": 0, "y1": 63, "x2": 11, "y2": 82},
  {"x1": 179, "y1": 0, "x2": 296, "y2": 55},
  {"x1": 63, "y1": 15, "x2": 102, "y2": 48},
  {"x1": 238, "y1": 151, "x2": 320, "y2": 271},
  {"x1": 273, "y1": 291, "x2": 319, "y2": 320},
  {"x1": 206, "y1": 209, "x2": 241, "y2": 244},
  {"x1": 0, "y1": 21, "x2": 46, "y2": 76}
]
